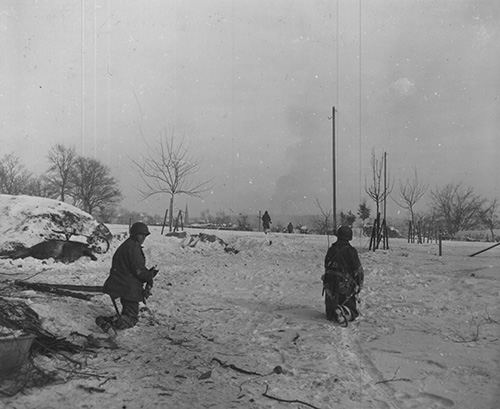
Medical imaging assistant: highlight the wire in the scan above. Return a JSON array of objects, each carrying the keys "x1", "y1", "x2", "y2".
[
  {"x1": 81, "y1": 0, "x2": 85, "y2": 155},
  {"x1": 359, "y1": 0, "x2": 362, "y2": 204}
]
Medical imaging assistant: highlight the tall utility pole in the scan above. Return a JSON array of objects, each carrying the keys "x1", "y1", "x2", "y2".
[
  {"x1": 332, "y1": 106, "x2": 337, "y2": 232},
  {"x1": 383, "y1": 151, "x2": 389, "y2": 249}
]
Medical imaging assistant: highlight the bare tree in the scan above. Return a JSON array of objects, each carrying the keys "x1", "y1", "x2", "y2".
[
  {"x1": 70, "y1": 156, "x2": 122, "y2": 216},
  {"x1": 365, "y1": 150, "x2": 392, "y2": 219},
  {"x1": 482, "y1": 198, "x2": 498, "y2": 241},
  {"x1": 0, "y1": 153, "x2": 33, "y2": 195},
  {"x1": 313, "y1": 198, "x2": 332, "y2": 236},
  {"x1": 133, "y1": 134, "x2": 212, "y2": 231},
  {"x1": 23, "y1": 175, "x2": 51, "y2": 197},
  {"x1": 46, "y1": 144, "x2": 77, "y2": 201},
  {"x1": 430, "y1": 183, "x2": 486, "y2": 239},
  {"x1": 393, "y1": 168, "x2": 427, "y2": 227}
]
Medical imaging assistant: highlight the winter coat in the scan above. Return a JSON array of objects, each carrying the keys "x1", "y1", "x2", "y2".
[
  {"x1": 324, "y1": 239, "x2": 364, "y2": 289},
  {"x1": 103, "y1": 237, "x2": 154, "y2": 302},
  {"x1": 262, "y1": 212, "x2": 271, "y2": 229}
]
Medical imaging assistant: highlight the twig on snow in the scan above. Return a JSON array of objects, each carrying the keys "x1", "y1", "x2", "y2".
[
  {"x1": 77, "y1": 385, "x2": 106, "y2": 393},
  {"x1": 483, "y1": 307, "x2": 499, "y2": 324},
  {"x1": 237, "y1": 366, "x2": 283, "y2": 394},
  {"x1": 33, "y1": 340, "x2": 83, "y2": 368},
  {"x1": 98, "y1": 377, "x2": 116, "y2": 387},
  {"x1": 55, "y1": 366, "x2": 116, "y2": 381},
  {"x1": 262, "y1": 384, "x2": 322, "y2": 409},
  {"x1": 211, "y1": 357, "x2": 264, "y2": 376},
  {"x1": 448, "y1": 319, "x2": 481, "y2": 343},
  {"x1": 375, "y1": 367, "x2": 411, "y2": 384}
]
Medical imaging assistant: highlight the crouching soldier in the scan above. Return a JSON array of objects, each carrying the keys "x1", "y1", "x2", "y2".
[
  {"x1": 322, "y1": 226, "x2": 364, "y2": 325},
  {"x1": 96, "y1": 222, "x2": 158, "y2": 331}
]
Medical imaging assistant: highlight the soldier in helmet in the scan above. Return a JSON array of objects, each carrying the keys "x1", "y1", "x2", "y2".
[
  {"x1": 262, "y1": 211, "x2": 272, "y2": 233},
  {"x1": 97, "y1": 222, "x2": 159, "y2": 330},
  {"x1": 322, "y1": 225, "x2": 364, "y2": 325}
]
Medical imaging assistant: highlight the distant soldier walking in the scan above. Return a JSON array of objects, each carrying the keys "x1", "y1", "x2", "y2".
[
  {"x1": 322, "y1": 226, "x2": 364, "y2": 325},
  {"x1": 262, "y1": 210, "x2": 272, "y2": 234}
]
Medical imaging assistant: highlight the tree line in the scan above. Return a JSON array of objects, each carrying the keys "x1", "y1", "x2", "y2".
[
  {"x1": 0, "y1": 145, "x2": 121, "y2": 220},
  {"x1": 2, "y1": 141, "x2": 497, "y2": 239},
  {"x1": 328, "y1": 151, "x2": 498, "y2": 242},
  {"x1": 0, "y1": 135, "x2": 211, "y2": 231}
]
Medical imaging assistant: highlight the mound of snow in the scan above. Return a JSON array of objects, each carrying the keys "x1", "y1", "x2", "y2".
[{"x1": 0, "y1": 194, "x2": 101, "y2": 252}]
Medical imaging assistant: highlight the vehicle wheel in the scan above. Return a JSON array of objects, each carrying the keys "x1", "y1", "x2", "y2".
[{"x1": 90, "y1": 236, "x2": 110, "y2": 254}]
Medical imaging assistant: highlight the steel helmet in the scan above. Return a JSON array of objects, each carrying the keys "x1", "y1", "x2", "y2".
[
  {"x1": 336, "y1": 225, "x2": 353, "y2": 241},
  {"x1": 130, "y1": 222, "x2": 150, "y2": 237}
]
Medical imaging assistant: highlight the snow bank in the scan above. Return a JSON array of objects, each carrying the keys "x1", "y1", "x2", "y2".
[{"x1": 0, "y1": 194, "x2": 100, "y2": 252}]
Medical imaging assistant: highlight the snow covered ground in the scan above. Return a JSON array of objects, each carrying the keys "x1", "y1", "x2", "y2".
[{"x1": 1, "y1": 223, "x2": 499, "y2": 409}]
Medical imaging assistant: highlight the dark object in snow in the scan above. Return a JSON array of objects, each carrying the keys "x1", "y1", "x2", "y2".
[
  {"x1": 14, "y1": 281, "x2": 102, "y2": 300},
  {"x1": 198, "y1": 370, "x2": 212, "y2": 380},
  {"x1": 211, "y1": 357, "x2": 265, "y2": 376},
  {"x1": 165, "y1": 231, "x2": 187, "y2": 239},
  {"x1": 0, "y1": 297, "x2": 81, "y2": 356},
  {"x1": 52, "y1": 227, "x2": 110, "y2": 254},
  {"x1": 0, "y1": 333, "x2": 36, "y2": 376},
  {"x1": 183, "y1": 233, "x2": 239, "y2": 254},
  {"x1": 262, "y1": 384, "x2": 321, "y2": 409},
  {"x1": 14, "y1": 282, "x2": 104, "y2": 293},
  {"x1": 0, "y1": 240, "x2": 97, "y2": 263},
  {"x1": 469, "y1": 241, "x2": 500, "y2": 257}
]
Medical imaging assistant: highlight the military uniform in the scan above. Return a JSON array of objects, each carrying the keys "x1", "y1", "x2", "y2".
[
  {"x1": 262, "y1": 211, "x2": 271, "y2": 233},
  {"x1": 99, "y1": 222, "x2": 157, "y2": 330},
  {"x1": 323, "y1": 226, "x2": 364, "y2": 324}
]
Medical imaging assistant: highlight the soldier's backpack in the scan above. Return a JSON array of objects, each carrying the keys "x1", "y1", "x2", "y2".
[{"x1": 324, "y1": 248, "x2": 355, "y2": 295}]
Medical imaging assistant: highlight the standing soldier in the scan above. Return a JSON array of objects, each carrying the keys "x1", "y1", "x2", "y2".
[
  {"x1": 262, "y1": 210, "x2": 272, "y2": 234},
  {"x1": 96, "y1": 222, "x2": 159, "y2": 331},
  {"x1": 322, "y1": 226, "x2": 364, "y2": 325}
]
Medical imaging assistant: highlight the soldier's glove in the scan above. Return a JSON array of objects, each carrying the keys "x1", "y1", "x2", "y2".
[
  {"x1": 146, "y1": 266, "x2": 159, "y2": 287},
  {"x1": 149, "y1": 266, "x2": 159, "y2": 278}
]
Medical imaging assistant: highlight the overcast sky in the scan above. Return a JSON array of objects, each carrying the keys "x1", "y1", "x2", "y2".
[{"x1": 1, "y1": 0, "x2": 499, "y2": 219}]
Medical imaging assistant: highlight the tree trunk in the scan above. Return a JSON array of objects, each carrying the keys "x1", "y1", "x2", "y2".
[{"x1": 168, "y1": 195, "x2": 174, "y2": 232}]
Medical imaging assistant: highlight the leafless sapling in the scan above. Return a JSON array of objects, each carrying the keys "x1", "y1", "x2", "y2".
[
  {"x1": 392, "y1": 167, "x2": 427, "y2": 242},
  {"x1": 133, "y1": 134, "x2": 212, "y2": 232}
]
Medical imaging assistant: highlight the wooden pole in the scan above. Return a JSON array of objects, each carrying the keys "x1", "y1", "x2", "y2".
[
  {"x1": 161, "y1": 208, "x2": 168, "y2": 235},
  {"x1": 332, "y1": 106, "x2": 337, "y2": 232},
  {"x1": 438, "y1": 232, "x2": 442, "y2": 256},
  {"x1": 383, "y1": 151, "x2": 388, "y2": 249},
  {"x1": 469, "y1": 241, "x2": 500, "y2": 257}
]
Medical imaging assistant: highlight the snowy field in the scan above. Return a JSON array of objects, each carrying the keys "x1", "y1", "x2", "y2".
[{"x1": 1, "y1": 224, "x2": 499, "y2": 409}]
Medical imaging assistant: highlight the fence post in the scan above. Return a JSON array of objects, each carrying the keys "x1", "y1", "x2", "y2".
[{"x1": 161, "y1": 209, "x2": 168, "y2": 235}]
